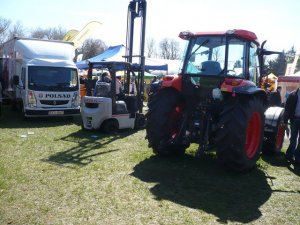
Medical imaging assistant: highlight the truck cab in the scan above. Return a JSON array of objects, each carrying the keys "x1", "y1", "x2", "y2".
[{"x1": 1, "y1": 37, "x2": 80, "y2": 117}]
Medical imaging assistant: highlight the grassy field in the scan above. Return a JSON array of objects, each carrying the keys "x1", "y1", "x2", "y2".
[{"x1": 0, "y1": 105, "x2": 300, "y2": 225}]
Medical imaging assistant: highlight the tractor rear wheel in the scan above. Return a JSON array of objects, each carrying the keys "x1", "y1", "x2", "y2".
[
  {"x1": 216, "y1": 96, "x2": 264, "y2": 172},
  {"x1": 146, "y1": 88, "x2": 186, "y2": 155}
]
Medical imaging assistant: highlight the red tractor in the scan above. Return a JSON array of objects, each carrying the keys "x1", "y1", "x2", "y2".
[{"x1": 146, "y1": 29, "x2": 285, "y2": 172}]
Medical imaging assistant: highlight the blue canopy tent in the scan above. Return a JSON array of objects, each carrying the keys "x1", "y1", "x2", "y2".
[{"x1": 76, "y1": 44, "x2": 168, "y2": 72}]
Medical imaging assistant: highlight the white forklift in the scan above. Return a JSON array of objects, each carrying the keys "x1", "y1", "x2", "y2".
[
  {"x1": 81, "y1": 0, "x2": 147, "y2": 133},
  {"x1": 81, "y1": 61, "x2": 146, "y2": 132}
]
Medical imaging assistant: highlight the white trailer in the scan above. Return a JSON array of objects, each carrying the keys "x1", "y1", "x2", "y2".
[{"x1": 0, "y1": 37, "x2": 80, "y2": 117}]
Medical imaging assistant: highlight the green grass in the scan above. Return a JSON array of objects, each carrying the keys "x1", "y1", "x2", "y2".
[{"x1": 1, "y1": 105, "x2": 300, "y2": 225}]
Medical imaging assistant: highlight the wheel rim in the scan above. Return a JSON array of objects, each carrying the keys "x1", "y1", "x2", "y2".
[
  {"x1": 275, "y1": 122, "x2": 285, "y2": 150},
  {"x1": 245, "y1": 112, "x2": 262, "y2": 158}
]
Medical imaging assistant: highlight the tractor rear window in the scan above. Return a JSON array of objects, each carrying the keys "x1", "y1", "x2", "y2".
[
  {"x1": 183, "y1": 36, "x2": 248, "y2": 79},
  {"x1": 183, "y1": 36, "x2": 226, "y2": 75}
]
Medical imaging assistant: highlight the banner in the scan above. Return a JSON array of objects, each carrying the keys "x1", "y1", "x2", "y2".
[
  {"x1": 285, "y1": 54, "x2": 299, "y2": 76},
  {"x1": 62, "y1": 29, "x2": 79, "y2": 42},
  {"x1": 72, "y1": 21, "x2": 102, "y2": 48}
]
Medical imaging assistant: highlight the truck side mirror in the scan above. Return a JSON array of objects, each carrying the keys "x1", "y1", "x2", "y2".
[{"x1": 13, "y1": 75, "x2": 19, "y2": 85}]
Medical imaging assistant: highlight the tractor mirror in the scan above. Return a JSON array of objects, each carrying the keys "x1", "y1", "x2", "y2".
[{"x1": 261, "y1": 50, "x2": 282, "y2": 56}]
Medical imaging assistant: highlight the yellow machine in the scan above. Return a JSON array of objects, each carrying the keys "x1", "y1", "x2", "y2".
[{"x1": 261, "y1": 73, "x2": 278, "y2": 92}]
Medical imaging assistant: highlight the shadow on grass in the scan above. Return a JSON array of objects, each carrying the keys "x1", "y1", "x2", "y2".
[
  {"x1": 43, "y1": 129, "x2": 137, "y2": 167},
  {"x1": 260, "y1": 151, "x2": 300, "y2": 177},
  {"x1": 260, "y1": 152, "x2": 288, "y2": 168},
  {"x1": 131, "y1": 153, "x2": 271, "y2": 224},
  {"x1": 0, "y1": 105, "x2": 81, "y2": 129}
]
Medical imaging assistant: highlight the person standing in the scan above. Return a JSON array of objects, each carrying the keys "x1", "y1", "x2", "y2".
[
  {"x1": 151, "y1": 76, "x2": 157, "y2": 84},
  {"x1": 283, "y1": 87, "x2": 300, "y2": 163},
  {"x1": 130, "y1": 76, "x2": 136, "y2": 95},
  {"x1": 116, "y1": 75, "x2": 124, "y2": 99}
]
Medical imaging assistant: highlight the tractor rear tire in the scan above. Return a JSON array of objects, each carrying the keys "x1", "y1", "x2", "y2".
[
  {"x1": 146, "y1": 88, "x2": 186, "y2": 155},
  {"x1": 216, "y1": 96, "x2": 264, "y2": 172}
]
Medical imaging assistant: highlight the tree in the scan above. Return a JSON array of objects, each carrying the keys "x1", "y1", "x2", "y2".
[
  {"x1": 8, "y1": 21, "x2": 26, "y2": 39},
  {"x1": 159, "y1": 38, "x2": 181, "y2": 60},
  {"x1": 81, "y1": 38, "x2": 107, "y2": 60},
  {"x1": 267, "y1": 51, "x2": 286, "y2": 75},
  {"x1": 44, "y1": 27, "x2": 66, "y2": 40},
  {"x1": 30, "y1": 27, "x2": 46, "y2": 39},
  {"x1": 0, "y1": 17, "x2": 11, "y2": 44},
  {"x1": 212, "y1": 48, "x2": 221, "y2": 61},
  {"x1": 146, "y1": 38, "x2": 156, "y2": 58},
  {"x1": 30, "y1": 26, "x2": 67, "y2": 40}
]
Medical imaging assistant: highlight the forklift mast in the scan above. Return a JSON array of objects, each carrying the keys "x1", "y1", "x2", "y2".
[{"x1": 126, "y1": 0, "x2": 147, "y2": 113}]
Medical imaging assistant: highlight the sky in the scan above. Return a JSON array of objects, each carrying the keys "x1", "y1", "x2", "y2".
[{"x1": 1, "y1": 0, "x2": 300, "y2": 54}]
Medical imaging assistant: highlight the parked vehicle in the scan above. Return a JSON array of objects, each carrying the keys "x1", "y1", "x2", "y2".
[
  {"x1": 81, "y1": 62, "x2": 146, "y2": 132},
  {"x1": 81, "y1": 0, "x2": 147, "y2": 133},
  {"x1": 146, "y1": 29, "x2": 285, "y2": 172},
  {"x1": 0, "y1": 37, "x2": 80, "y2": 117}
]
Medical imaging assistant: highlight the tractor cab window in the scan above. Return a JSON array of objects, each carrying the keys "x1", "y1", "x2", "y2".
[
  {"x1": 183, "y1": 36, "x2": 251, "y2": 81},
  {"x1": 226, "y1": 38, "x2": 246, "y2": 78},
  {"x1": 249, "y1": 43, "x2": 259, "y2": 83},
  {"x1": 183, "y1": 36, "x2": 226, "y2": 75}
]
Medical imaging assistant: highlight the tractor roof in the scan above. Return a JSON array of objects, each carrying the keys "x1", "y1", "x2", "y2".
[{"x1": 179, "y1": 29, "x2": 259, "y2": 46}]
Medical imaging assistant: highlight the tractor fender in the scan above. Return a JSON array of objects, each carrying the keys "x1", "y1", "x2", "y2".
[
  {"x1": 233, "y1": 85, "x2": 266, "y2": 96},
  {"x1": 160, "y1": 74, "x2": 182, "y2": 92},
  {"x1": 221, "y1": 79, "x2": 267, "y2": 102},
  {"x1": 264, "y1": 106, "x2": 284, "y2": 133}
]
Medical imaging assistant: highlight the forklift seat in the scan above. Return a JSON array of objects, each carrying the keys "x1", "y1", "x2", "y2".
[{"x1": 94, "y1": 81, "x2": 111, "y2": 97}]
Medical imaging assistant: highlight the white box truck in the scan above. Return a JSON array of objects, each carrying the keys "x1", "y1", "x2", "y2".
[{"x1": 0, "y1": 37, "x2": 80, "y2": 117}]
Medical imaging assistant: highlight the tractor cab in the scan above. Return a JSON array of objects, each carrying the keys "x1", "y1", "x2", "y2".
[{"x1": 180, "y1": 30, "x2": 260, "y2": 85}]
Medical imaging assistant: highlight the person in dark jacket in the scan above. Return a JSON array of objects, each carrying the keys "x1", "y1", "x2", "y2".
[
  {"x1": 283, "y1": 88, "x2": 300, "y2": 163},
  {"x1": 269, "y1": 86, "x2": 282, "y2": 107}
]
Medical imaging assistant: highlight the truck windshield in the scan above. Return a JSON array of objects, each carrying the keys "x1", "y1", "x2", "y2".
[{"x1": 28, "y1": 66, "x2": 78, "y2": 91}]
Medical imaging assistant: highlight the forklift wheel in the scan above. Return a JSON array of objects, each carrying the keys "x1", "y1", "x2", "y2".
[{"x1": 102, "y1": 119, "x2": 119, "y2": 134}]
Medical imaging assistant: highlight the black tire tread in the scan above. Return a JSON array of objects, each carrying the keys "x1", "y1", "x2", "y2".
[
  {"x1": 215, "y1": 96, "x2": 264, "y2": 172},
  {"x1": 146, "y1": 88, "x2": 185, "y2": 155}
]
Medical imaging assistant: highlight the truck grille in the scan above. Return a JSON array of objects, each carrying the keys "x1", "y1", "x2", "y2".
[{"x1": 40, "y1": 100, "x2": 69, "y2": 105}]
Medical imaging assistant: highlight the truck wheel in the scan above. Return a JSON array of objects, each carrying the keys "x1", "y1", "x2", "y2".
[
  {"x1": 146, "y1": 88, "x2": 186, "y2": 155},
  {"x1": 262, "y1": 111, "x2": 285, "y2": 155},
  {"x1": 216, "y1": 96, "x2": 264, "y2": 172},
  {"x1": 102, "y1": 119, "x2": 118, "y2": 134}
]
